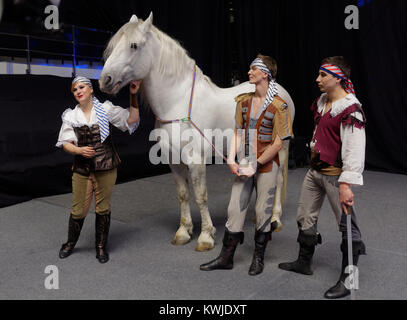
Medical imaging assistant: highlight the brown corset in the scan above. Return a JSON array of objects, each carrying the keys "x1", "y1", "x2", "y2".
[{"x1": 72, "y1": 124, "x2": 121, "y2": 176}]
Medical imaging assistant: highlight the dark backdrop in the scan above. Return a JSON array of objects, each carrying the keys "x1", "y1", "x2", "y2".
[
  {"x1": 1, "y1": 0, "x2": 406, "y2": 208},
  {"x1": 233, "y1": 0, "x2": 407, "y2": 174}
]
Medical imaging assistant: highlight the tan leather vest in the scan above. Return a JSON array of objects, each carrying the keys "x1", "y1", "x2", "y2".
[
  {"x1": 236, "y1": 93, "x2": 288, "y2": 173},
  {"x1": 72, "y1": 124, "x2": 121, "y2": 176}
]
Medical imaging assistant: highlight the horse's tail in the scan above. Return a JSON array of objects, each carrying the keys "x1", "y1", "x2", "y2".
[
  {"x1": 281, "y1": 149, "x2": 289, "y2": 205},
  {"x1": 279, "y1": 140, "x2": 290, "y2": 205}
]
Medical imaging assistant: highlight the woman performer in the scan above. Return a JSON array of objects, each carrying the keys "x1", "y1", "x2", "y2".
[{"x1": 56, "y1": 76, "x2": 141, "y2": 263}]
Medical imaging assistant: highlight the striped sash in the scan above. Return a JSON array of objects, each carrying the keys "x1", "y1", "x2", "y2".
[{"x1": 93, "y1": 97, "x2": 110, "y2": 143}]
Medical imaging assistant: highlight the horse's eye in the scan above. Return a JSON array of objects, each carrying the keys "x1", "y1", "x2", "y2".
[{"x1": 130, "y1": 43, "x2": 138, "y2": 50}]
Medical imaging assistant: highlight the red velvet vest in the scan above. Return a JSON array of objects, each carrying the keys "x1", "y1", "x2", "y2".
[{"x1": 311, "y1": 97, "x2": 366, "y2": 167}]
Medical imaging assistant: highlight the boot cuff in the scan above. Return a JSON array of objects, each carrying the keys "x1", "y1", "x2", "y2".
[
  {"x1": 340, "y1": 240, "x2": 366, "y2": 255},
  {"x1": 297, "y1": 230, "x2": 322, "y2": 247},
  {"x1": 223, "y1": 229, "x2": 244, "y2": 245},
  {"x1": 254, "y1": 230, "x2": 272, "y2": 243}
]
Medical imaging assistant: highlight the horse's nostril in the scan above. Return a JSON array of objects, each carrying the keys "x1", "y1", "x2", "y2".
[{"x1": 105, "y1": 76, "x2": 112, "y2": 86}]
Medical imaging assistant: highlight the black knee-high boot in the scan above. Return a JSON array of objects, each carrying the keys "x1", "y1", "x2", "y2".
[
  {"x1": 278, "y1": 230, "x2": 322, "y2": 275},
  {"x1": 95, "y1": 212, "x2": 111, "y2": 264},
  {"x1": 59, "y1": 214, "x2": 85, "y2": 259},
  {"x1": 324, "y1": 240, "x2": 366, "y2": 299},
  {"x1": 200, "y1": 229, "x2": 244, "y2": 271},
  {"x1": 248, "y1": 230, "x2": 272, "y2": 276}
]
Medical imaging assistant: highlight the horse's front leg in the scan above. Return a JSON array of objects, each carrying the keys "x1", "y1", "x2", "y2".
[
  {"x1": 169, "y1": 163, "x2": 194, "y2": 245},
  {"x1": 189, "y1": 163, "x2": 216, "y2": 251}
]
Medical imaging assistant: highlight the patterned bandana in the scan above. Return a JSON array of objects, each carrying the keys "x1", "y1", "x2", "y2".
[
  {"x1": 250, "y1": 58, "x2": 278, "y2": 109},
  {"x1": 320, "y1": 64, "x2": 355, "y2": 95},
  {"x1": 72, "y1": 76, "x2": 93, "y2": 88},
  {"x1": 72, "y1": 76, "x2": 110, "y2": 143}
]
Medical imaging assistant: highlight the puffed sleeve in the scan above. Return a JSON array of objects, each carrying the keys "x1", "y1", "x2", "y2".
[
  {"x1": 103, "y1": 100, "x2": 139, "y2": 134},
  {"x1": 56, "y1": 109, "x2": 77, "y2": 147},
  {"x1": 338, "y1": 111, "x2": 366, "y2": 186},
  {"x1": 272, "y1": 102, "x2": 293, "y2": 141}
]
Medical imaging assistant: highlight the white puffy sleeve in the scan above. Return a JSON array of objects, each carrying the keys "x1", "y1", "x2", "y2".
[
  {"x1": 103, "y1": 100, "x2": 139, "y2": 134},
  {"x1": 338, "y1": 111, "x2": 366, "y2": 186},
  {"x1": 56, "y1": 109, "x2": 78, "y2": 147}
]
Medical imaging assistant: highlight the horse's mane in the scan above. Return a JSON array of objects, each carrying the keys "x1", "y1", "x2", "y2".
[
  {"x1": 104, "y1": 19, "x2": 215, "y2": 85},
  {"x1": 103, "y1": 24, "x2": 126, "y2": 61},
  {"x1": 153, "y1": 26, "x2": 196, "y2": 80}
]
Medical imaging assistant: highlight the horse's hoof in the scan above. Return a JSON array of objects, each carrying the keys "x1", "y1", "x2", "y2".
[
  {"x1": 171, "y1": 234, "x2": 191, "y2": 245},
  {"x1": 195, "y1": 230, "x2": 215, "y2": 251},
  {"x1": 171, "y1": 226, "x2": 192, "y2": 245},
  {"x1": 273, "y1": 219, "x2": 283, "y2": 233},
  {"x1": 195, "y1": 242, "x2": 214, "y2": 252},
  {"x1": 171, "y1": 238, "x2": 190, "y2": 245}
]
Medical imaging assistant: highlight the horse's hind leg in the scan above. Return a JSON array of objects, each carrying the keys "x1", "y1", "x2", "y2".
[
  {"x1": 170, "y1": 163, "x2": 193, "y2": 245},
  {"x1": 189, "y1": 164, "x2": 216, "y2": 252},
  {"x1": 272, "y1": 145, "x2": 289, "y2": 232},
  {"x1": 272, "y1": 170, "x2": 283, "y2": 232}
]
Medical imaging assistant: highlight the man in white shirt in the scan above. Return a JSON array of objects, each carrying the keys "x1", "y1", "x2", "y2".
[{"x1": 278, "y1": 56, "x2": 366, "y2": 299}]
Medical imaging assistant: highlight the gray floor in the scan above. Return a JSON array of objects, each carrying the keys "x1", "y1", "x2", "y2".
[{"x1": 0, "y1": 165, "x2": 406, "y2": 300}]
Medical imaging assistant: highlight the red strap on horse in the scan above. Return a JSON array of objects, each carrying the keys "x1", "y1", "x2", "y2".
[{"x1": 156, "y1": 64, "x2": 228, "y2": 163}]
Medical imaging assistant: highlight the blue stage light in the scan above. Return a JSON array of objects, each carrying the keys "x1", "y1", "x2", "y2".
[{"x1": 357, "y1": 0, "x2": 372, "y2": 8}]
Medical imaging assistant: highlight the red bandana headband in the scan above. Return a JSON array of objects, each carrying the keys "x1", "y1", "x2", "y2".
[{"x1": 320, "y1": 64, "x2": 355, "y2": 95}]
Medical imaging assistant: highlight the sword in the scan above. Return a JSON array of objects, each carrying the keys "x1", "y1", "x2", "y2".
[{"x1": 345, "y1": 205, "x2": 356, "y2": 300}]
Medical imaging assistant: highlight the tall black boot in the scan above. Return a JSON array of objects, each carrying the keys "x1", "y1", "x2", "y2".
[
  {"x1": 95, "y1": 212, "x2": 111, "y2": 264},
  {"x1": 324, "y1": 241, "x2": 366, "y2": 299},
  {"x1": 278, "y1": 230, "x2": 321, "y2": 275},
  {"x1": 59, "y1": 214, "x2": 85, "y2": 259},
  {"x1": 248, "y1": 230, "x2": 272, "y2": 276},
  {"x1": 200, "y1": 229, "x2": 244, "y2": 271}
]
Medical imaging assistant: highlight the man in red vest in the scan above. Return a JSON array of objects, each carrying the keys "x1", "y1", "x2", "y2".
[
  {"x1": 278, "y1": 56, "x2": 366, "y2": 299},
  {"x1": 200, "y1": 54, "x2": 293, "y2": 276}
]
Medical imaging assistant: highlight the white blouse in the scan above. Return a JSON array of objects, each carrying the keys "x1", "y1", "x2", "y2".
[
  {"x1": 311, "y1": 94, "x2": 366, "y2": 186},
  {"x1": 56, "y1": 100, "x2": 139, "y2": 148}
]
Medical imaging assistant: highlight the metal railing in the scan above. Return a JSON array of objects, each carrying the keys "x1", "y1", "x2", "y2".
[{"x1": 0, "y1": 24, "x2": 113, "y2": 77}]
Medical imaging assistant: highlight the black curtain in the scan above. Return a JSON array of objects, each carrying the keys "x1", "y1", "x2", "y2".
[{"x1": 234, "y1": 0, "x2": 407, "y2": 174}]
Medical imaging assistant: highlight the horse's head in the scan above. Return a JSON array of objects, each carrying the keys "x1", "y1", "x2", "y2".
[{"x1": 99, "y1": 13, "x2": 154, "y2": 94}]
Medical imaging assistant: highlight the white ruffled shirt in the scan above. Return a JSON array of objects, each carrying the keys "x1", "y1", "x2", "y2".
[
  {"x1": 56, "y1": 100, "x2": 139, "y2": 148},
  {"x1": 310, "y1": 93, "x2": 366, "y2": 186}
]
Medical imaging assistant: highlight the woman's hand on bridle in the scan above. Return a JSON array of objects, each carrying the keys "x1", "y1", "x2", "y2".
[{"x1": 130, "y1": 80, "x2": 142, "y2": 95}]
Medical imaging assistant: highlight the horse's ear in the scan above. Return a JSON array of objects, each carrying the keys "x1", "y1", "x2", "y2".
[
  {"x1": 146, "y1": 11, "x2": 153, "y2": 23},
  {"x1": 140, "y1": 12, "x2": 153, "y2": 33},
  {"x1": 129, "y1": 15, "x2": 139, "y2": 23}
]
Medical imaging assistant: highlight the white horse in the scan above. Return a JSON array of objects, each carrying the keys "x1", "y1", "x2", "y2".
[{"x1": 99, "y1": 13, "x2": 295, "y2": 251}]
